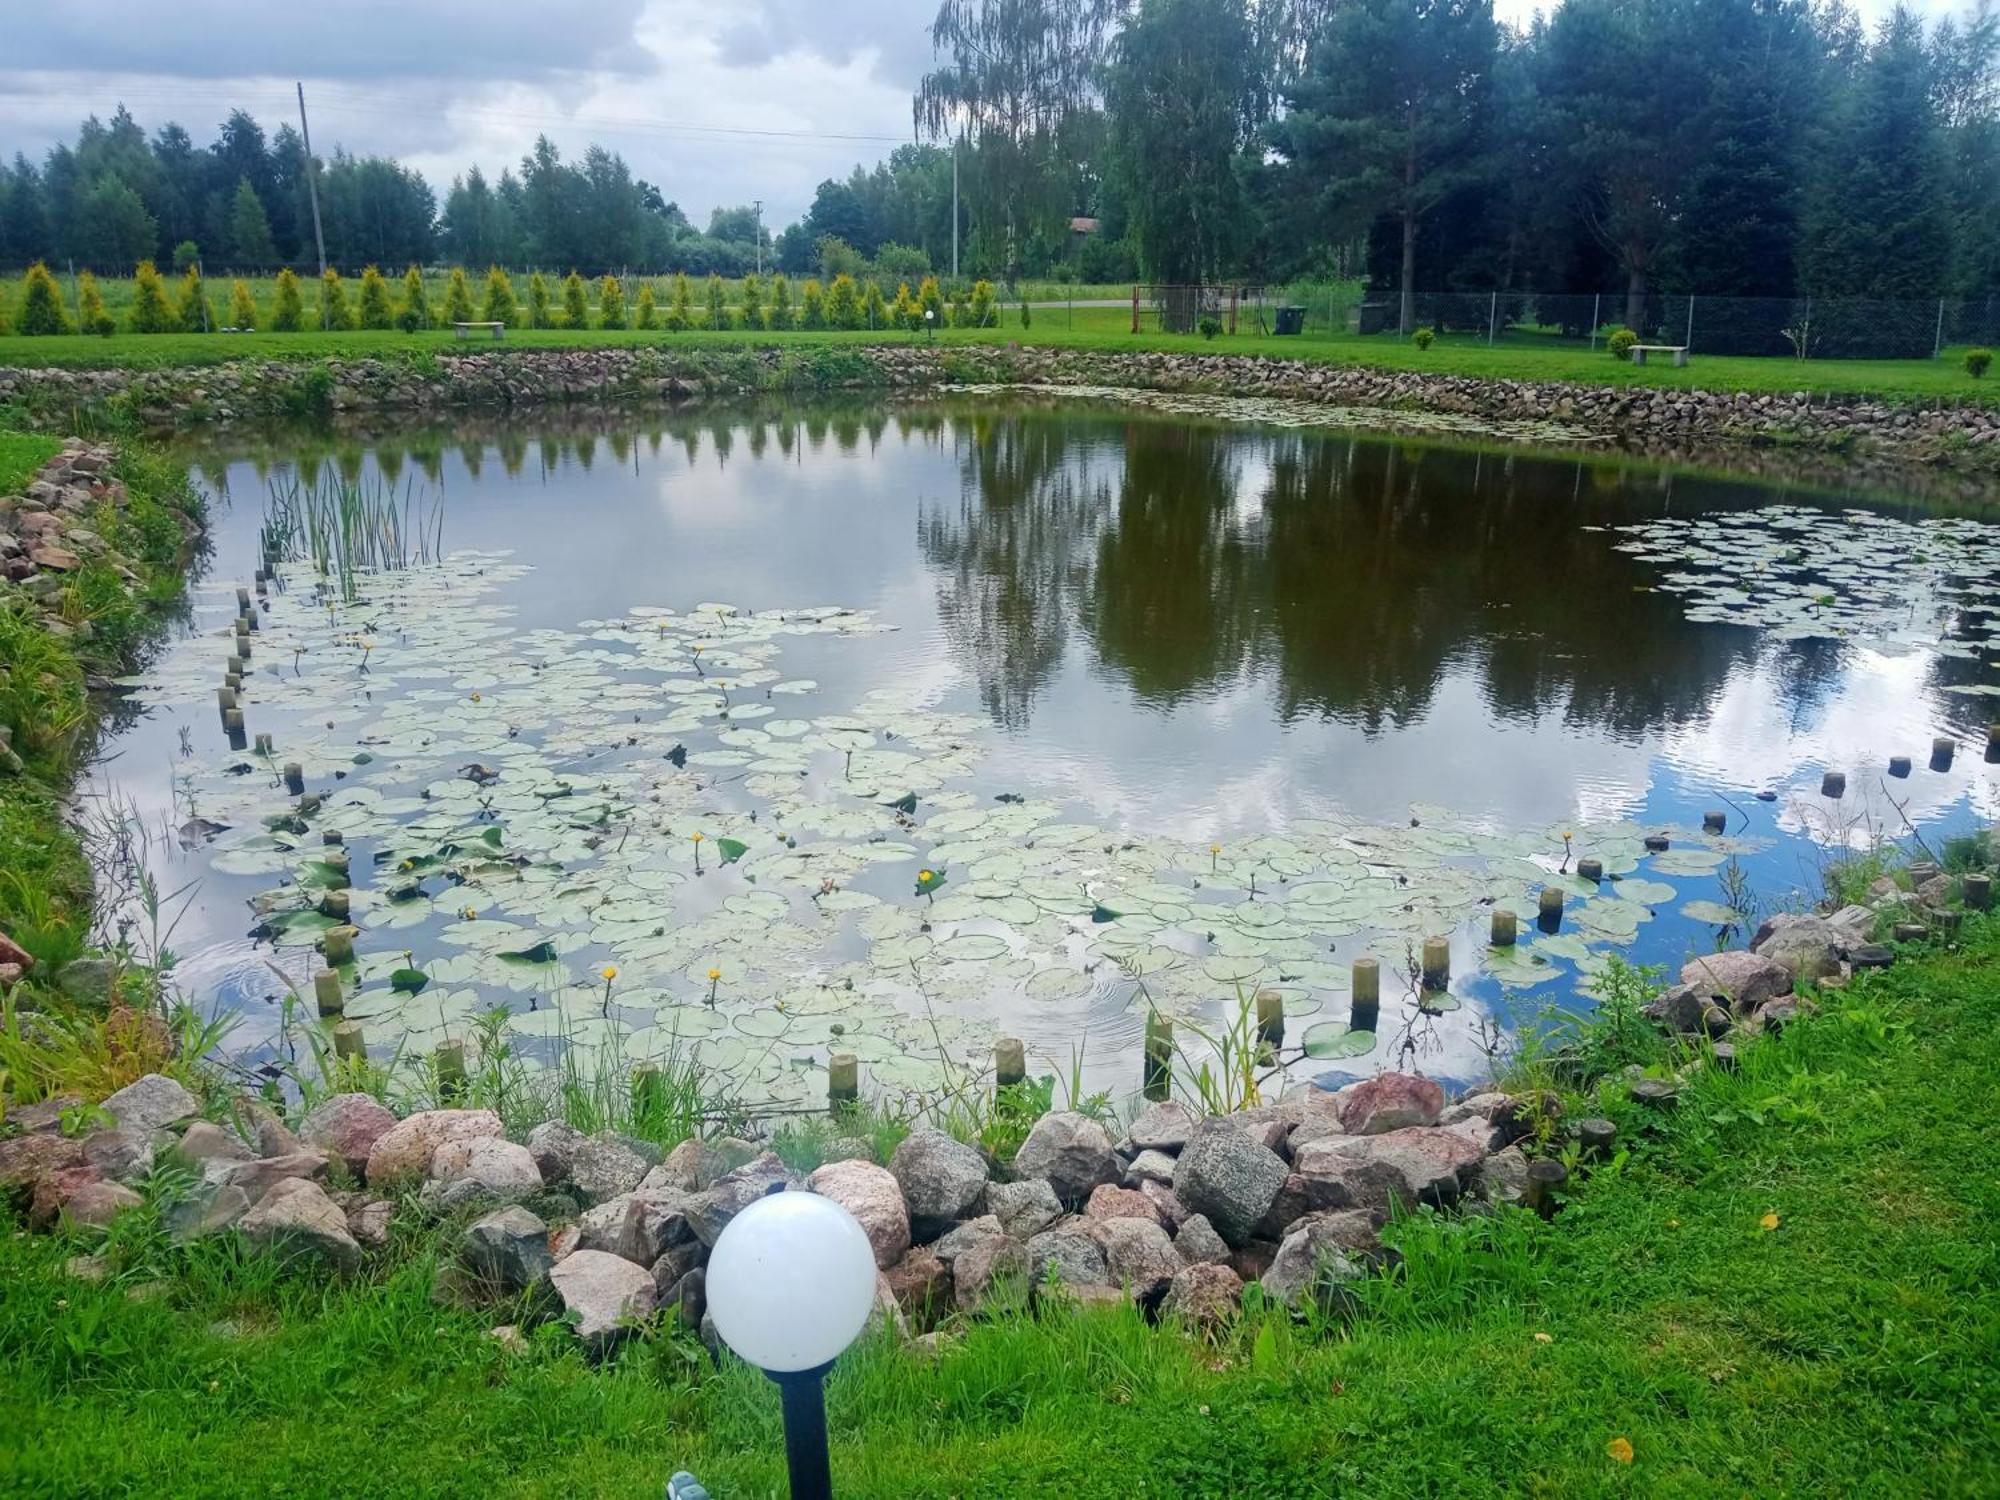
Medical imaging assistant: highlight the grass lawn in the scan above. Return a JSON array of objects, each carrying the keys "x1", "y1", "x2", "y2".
[
  {"x1": 3, "y1": 912, "x2": 1994, "y2": 1498},
  {"x1": 0, "y1": 430, "x2": 60, "y2": 492},
  {"x1": 2, "y1": 314, "x2": 1995, "y2": 408}
]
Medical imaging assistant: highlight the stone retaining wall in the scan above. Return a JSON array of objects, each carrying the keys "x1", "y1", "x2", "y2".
[{"x1": 4, "y1": 345, "x2": 1998, "y2": 471}]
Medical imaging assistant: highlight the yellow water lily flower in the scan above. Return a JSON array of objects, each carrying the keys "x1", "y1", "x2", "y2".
[
  {"x1": 601, "y1": 965, "x2": 618, "y2": 981},
  {"x1": 707, "y1": 967, "x2": 722, "y2": 981}
]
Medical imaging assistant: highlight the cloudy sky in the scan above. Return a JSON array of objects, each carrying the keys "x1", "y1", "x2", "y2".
[{"x1": 0, "y1": 0, "x2": 1971, "y2": 230}]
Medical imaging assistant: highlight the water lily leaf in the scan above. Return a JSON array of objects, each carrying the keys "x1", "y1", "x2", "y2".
[
  {"x1": 390, "y1": 967, "x2": 430, "y2": 995},
  {"x1": 1301, "y1": 1021, "x2": 1375, "y2": 1060},
  {"x1": 1680, "y1": 900, "x2": 1746, "y2": 926},
  {"x1": 716, "y1": 837, "x2": 749, "y2": 866}
]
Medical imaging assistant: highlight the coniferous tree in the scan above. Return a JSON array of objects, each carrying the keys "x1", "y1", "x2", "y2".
[
  {"x1": 271, "y1": 267, "x2": 305, "y2": 331},
  {"x1": 15, "y1": 262, "x2": 73, "y2": 335},
  {"x1": 175, "y1": 265, "x2": 214, "y2": 332},
  {"x1": 129, "y1": 260, "x2": 176, "y2": 333},
  {"x1": 527, "y1": 271, "x2": 552, "y2": 328},
  {"x1": 560, "y1": 270, "x2": 589, "y2": 327},
  {"x1": 482, "y1": 266, "x2": 518, "y2": 324},
  {"x1": 967, "y1": 278, "x2": 997, "y2": 328},
  {"x1": 892, "y1": 281, "x2": 918, "y2": 329},
  {"x1": 916, "y1": 275, "x2": 945, "y2": 327},
  {"x1": 800, "y1": 278, "x2": 828, "y2": 329},
  {"x1": 396, "y1": 265, "x2": 431, "y2": 331},
  {"x1": 357, "y1": 265, "x2": 395, "y2": 329},
  {"x1": 666, "y1": 272, "x2": 694, "y2": 330},
  {"x1": 740, "y1": 273, "x2": 766, "y2": 330},
  {"x1": 318, "y1": 268, "x2": 354, "y2": 330},
  {"x1": 227, "y1": 277, "x2": 258, "y2": 330},
  {"x1": 768, "y1": 274, "x2": 795, "y2": 330},
  {"x1": 598, "y1": 274, "x2": 626, "y2": 328},
  {"x1": 861, "y1": 279, "x2": 888, "y2": 329},
  {"x1": 704, "y1": 273, "x2": 728, "y2": 329},
  {"x1": 442, "y1": 267, "x2": 477, "y2": 324},
  {"x1": 226, "y1": 177, "x2": 277, "y2": 267},
  {"x1": 78, "y1": 270, "x2": 115, "y2": 335},
  {"x1": 827, "y1": 272, "x2": 863, "y2": 329},
  {"x1": 634, "y1": 282, "x2": 659, "y2": 328}
]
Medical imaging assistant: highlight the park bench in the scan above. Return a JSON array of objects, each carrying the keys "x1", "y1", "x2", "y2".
[
  {"x1": 452, "y1": 321, "x2": 506, "y2": 342},
  {"x1": 1630, "y1": 343, "x2": 1688, "y2": 367}
]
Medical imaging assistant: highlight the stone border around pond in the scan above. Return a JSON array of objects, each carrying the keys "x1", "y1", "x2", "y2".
[{"x1": 4, "y1": 345, "x2": 2000, "y2": 473}]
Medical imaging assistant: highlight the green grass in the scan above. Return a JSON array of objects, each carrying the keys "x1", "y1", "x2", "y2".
[
  {"x1": 4, "y1": 913, "x2": 1994, "y2": 1497},
  {"x1": 3, "y1": 315, "x2": 1996, "y2": 408},
  {"x1": 0, "y1": 430, "x2": 60, "y2": 492}
]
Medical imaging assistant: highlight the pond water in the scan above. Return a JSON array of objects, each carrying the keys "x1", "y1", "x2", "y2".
[{"x1": 96, "y1": 393, "x2": 2000, "y2": 1113}]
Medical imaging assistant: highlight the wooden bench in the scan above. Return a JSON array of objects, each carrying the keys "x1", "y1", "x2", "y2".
[
  {"x1": 1630, "y1": 343, "x2": 1688, "y2": 367},
  {"x1": 452, "y1": 321, "x2": 505, "y2": 342}
]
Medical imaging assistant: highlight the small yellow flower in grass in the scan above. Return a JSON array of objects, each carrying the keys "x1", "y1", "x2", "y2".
[
  {"x1": 601, "y1": 965, "x2": 619, "y2": 982},
  {"x1": 1667, "y1": 1217, "x2": 1681, "y2": 1229},
  {"x1": 1760, "y1": 1211, "x2": 1780, "y2": 1231},
  {"x1": 1533, "y1": 1331, "x2": 1554, "y2": 1345},
  {"x1": 208, "y1": 1379, "x2": 220, "y2": 1394},
  {"x1": 1606, "y1": 1437, "x2": 1634, "y2": 1465},
  {"x1": 55, "y1": 1298, "x2": 68, "y2": 1310}
]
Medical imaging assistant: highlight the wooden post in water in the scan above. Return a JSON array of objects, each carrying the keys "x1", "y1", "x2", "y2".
[
  {"x1": 1420, "y1": 936, "x2": 1451, "y2": 989},
  {"x1": 323, "y1": 925, "x2": 356, "y2": 966},
  {"x1": 435, "y1": 1040, "x2": 467, "y2": 1102},
  {"x1": 995, "y1": 1037, "x2": 1027, "y2": 1087},
  {"x1": 1490, "y1": 908, "x2": 1517, "y2": 947},
  {"x1": 253, "y1": 732, "x2": 273, "y2": 756},
  {"x1": 1538, "y1": 886, "x2": 1565, "y2": 928},
  {"x1": 223, "y1": 708, "x2": 245, "y2": 739},
  {"x1": 1254, "y1": 989, "x2": 1285, "y2": 1049},
  {"x1": 1821, "y1": 771, "x2": 1846, "y2": 798},
  {"x1": 828, "y1": 1052, "x2": 859, "y2": 1109},
  {"x1": 1577, "y1": 857, "x2": 1604, "y2": 882},
  {"x1": 1702, "y1": 810, "x2": 1726, "y2": 834},
  {"x1": 236, "y1": 586, "x2": 251, "y2": 612},
  {"x1": 312, "y1": 968, "x2": 343, "y2": 1016},
  {"x1": 1987, "y1": 724, "x2": 2000, "y2": 761},
  {"x1": 1351, "y1": 958, "x2": 1380, "y2": 1031},
  {"x1": 1524, "y1": 1158, "x2": 1567, "y2": 1220},
  {"x1": 217, "y1": 685, "x2": 237, "y2": 712},
  {"x1": 1888, "y1": 755, "x2": 1912, "y2": 778},
  {"x1": 282, "y1": 762, "x2": 304, "y2": 796},
  {"x1": 1142, "y1": 1015, "x2": 1173, "y2": 1102},
  {"x1": 1643, "y1": 834, "x2": 1670, "y2": 853},
  {"x1": 1931, "y1": 736, "x2": 1955, "y2": 770},
  {"x1": 332, "y1": 1020, "x2": 366, "y2": 1061},
  {"x1": 319, "y1": 889, "x2": 350, "y2": 921}
]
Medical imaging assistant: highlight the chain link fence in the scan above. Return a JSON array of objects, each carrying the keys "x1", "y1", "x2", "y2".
[{"x1": 1256, "y1": 284, "x2": 2000, "y2": 360}]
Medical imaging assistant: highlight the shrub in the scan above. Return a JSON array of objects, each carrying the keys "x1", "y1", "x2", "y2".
[
  {"x1": 891, "y1": 281, "x2": 917, "y2": 331},
  {"x1": 664, "y1": 273, "x2": 694, "y2": 332},
  {"x1": 171, "y1": 240, "x2": 201, "y2": 274},
  {"x1": 1198, "y1": 313, "x2": 1224, "y2": 340},
  {"x1": 1411, "y1": 326, "x2": 1435, "y2": 349},
  {"x1": 559, "y1": 271, "x2": 588, "y2": 328},
  {"x1": 1967, "y1": 347, "x2": 1994, "y2": 379},
  {"x1": 128, "y1": 260, "x2": 175, "y2": 333},
  {"x1": 443, "y1": 267, "x2": 477, "y2": 325},
  {"x1": 816, "y1": 234, "x2": 864, "y2": 280},
  {"x1": 861, "y1": 280, "x2": 887, "y2": 330},
  {"x1": 15, "y1": 263, "x2": 72, "y2": 335},
  {"x1": 1020, "y1": 298, "x2": 1031, "y2": 329},
  {"x1": 356, "y1": 266, "x2": 395, "y2": 330},
  {"x1": 826, "y1": 273, "x2": 863, "y2": 330},
  {"x1": 704, "y1": 273, "x2": 727, "y2": 330},
  {"x1": 598, "y1": 275, "x2": 625, "y2": 330},
  {"x1": 526, "y1": 271, "x2": 551, "y2": 329},
  {"x1": 318, "y1": 269, "x2": 354, "y2": 330},
  {"x1": 967, "y1": 279, "x2": 997, "y2": 329},
  {"x1": 395, "y1": 266, "x2": 430, "y2": 331},
  {"x1": 950, "y1": 287, "x2": 972, "y2": 328},
  {"x1": 174, "y1": 266, "x2": 214, "y2": 332},
  {"x1": 1607, "y1": 326, "x2": 1638, "y2": 361},
  {"x1": 740, "y1": 273, "x2": 765, "y2": 330},
  {"x1": 78, "y1": 271, "x2": 116, "y2": 336},
  {"x1": 226, "y1": 278, "x2": 257, "y2": 332},
  {"x1": 800, "y1": 278, "x2": 827, "y2": 330},
  {"x1": 270, "y1": 267, "x2": 305, "y2": 331},
  {"x1": 916, "y1": 274, "x2": 944, "y2": 328},
  {"x1": 873, "y1": 242, "x2": 929, "y2": 280},
  {"x1": 634, "y1": 283, "x2": 659, "y2": 330},
  {"x1": 767, "y1": 274, "x2": 794, "y2": 331},
  {"x1": 483, "y1": 267, "x2": 518, "y2": 325}
]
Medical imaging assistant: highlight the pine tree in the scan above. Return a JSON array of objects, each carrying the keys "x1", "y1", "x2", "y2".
[
  {"x1": 527, "y1": 272, "x2": 552, "y2": 329},
  {"x1": 861, "y1": 280, "x2": 887, "y2": 330},
  {"x1": 482, "y1": 266, "x2": 517, "y2": 324},
  {"x1": 271, "y1": 267, "x2": 305, "y2": 331},
  {"x1": 598, "y1": 275, "x2": 626, "y2": 329},
  {"x1": 442, "y1": 267, "x2": 476, "y2": 324},
  {"x1": 1019, "y1": 298, "x2": 1031, "y2": 329},
  {"x1": 560, "y1": 271, "x2": 589, "y2": 328},
  {"x1": 227, "y1": 278, "x2": 258, "y2": 331},
  {"x1": 173, "y1": 266, "x2": 214, "y2": 332},
  {"x1": 129, "y1": 260, "x2": 175, "y2": 333},
  {"x1": 226, "y1": 177, "x2": 277, "y2": 267},
  {"x1": 665, "y1": 273, "x2": 694, "y2": 331},
  {"x1": 767, "y1": 274, "x2": 794, "y2": 330},
  {"x1": 15, "y1": 262, "x2": 72, "y2": 335},
  {"x1": 318, "y1": 268, "x2": 354, "y2": 330},
  {"x1": 634, "y1": 283, "x2": 659, "y2": 329},
  {"x1": 396, "y1": 266, "x2": 431, "y2": 331},
  {"x1": 704, "y1": 274, "x2": 728, "y2": 330},
  {"x1": 78, "y1": 271, "x2": 115, "y2": 335},
  {"x1": 950, "y1": 286, "x2": 972, "y2": 328},
  {"x1": 801, "y1": 278, "x2": 827, "y2": 330},
  {"x1": 740, "y1": 273, "x2": 766, "y2": 330},
  {"x1": 827, "y1": 273, "x2": 863, "y2": 329},
  {"x1": 967, "y1": 279, "x2": 997, "y2": 328},
  {"x1": 357, "y1": 266, "x2": 395, "y2": 329},
  {"x1": 916, "y1": 275, "x2": 945, "y2": 328},
  {"x1": 891, "y1": 281, "x2": 917, "y2": 330}
]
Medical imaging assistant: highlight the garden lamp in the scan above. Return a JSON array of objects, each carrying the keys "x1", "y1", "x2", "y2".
[
  {"x1": 924, "y1": 307, "x2": 935, "y2": 342},
  {"x1": 706, "y1": 1189, "x2": 878, "y2": 1500}
]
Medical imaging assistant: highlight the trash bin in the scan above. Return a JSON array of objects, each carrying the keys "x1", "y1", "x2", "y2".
[{"x1": 1274, "y1": 305, "x2": 1306, "y2": 336}]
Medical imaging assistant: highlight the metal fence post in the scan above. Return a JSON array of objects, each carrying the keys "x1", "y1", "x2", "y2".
[
  {"x1": 1684, "y1": 295, "x2": 1694, "y2": 352},
  {"x1": 1590, "y1": 293, "x2": 1600, "y2": 350},
  {"x1": 1488, "y1": 290, "x2": 1498, "y2": 346},
  {"x1": 1934, "y1": 297, "x2": 1946, "y2": 358}
]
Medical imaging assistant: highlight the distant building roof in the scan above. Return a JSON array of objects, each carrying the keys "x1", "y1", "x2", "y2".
[{"x1": 1068, "y1": 217, "x2": 1101, "y2": 235}]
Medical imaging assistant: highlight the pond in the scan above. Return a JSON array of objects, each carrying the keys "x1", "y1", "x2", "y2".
[{"x1": 95, "y1": 392, "x2": 2000, "y2": 1114}]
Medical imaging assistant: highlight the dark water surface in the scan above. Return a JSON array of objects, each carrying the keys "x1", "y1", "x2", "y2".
[{"x1": 97, "y1": 394, "x2": 2000, "y2": 1104}]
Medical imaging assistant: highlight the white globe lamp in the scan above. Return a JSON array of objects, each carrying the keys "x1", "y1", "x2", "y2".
[{"x1": 706, "y1": 1189, "x2": 878, "y2": 1497}]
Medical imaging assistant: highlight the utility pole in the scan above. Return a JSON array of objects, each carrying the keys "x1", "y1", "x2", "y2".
[
  {"x1": 754, "y1": 200, "x2": 763, "y2": 277},
  {"x1": 951, "y1": 132, "x2": 960, "y2": 282},
  {"x1": 296, "y1": 81, "x2": 329, "y2": 321}
]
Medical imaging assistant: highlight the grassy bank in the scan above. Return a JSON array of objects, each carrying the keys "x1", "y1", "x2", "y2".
[
  {"x1": 3, "y1": 909, "x2": 1994, "y2": 1497},
  {"x1": 3, "y1": 320, "x2": 1998, "y2": 407}
]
